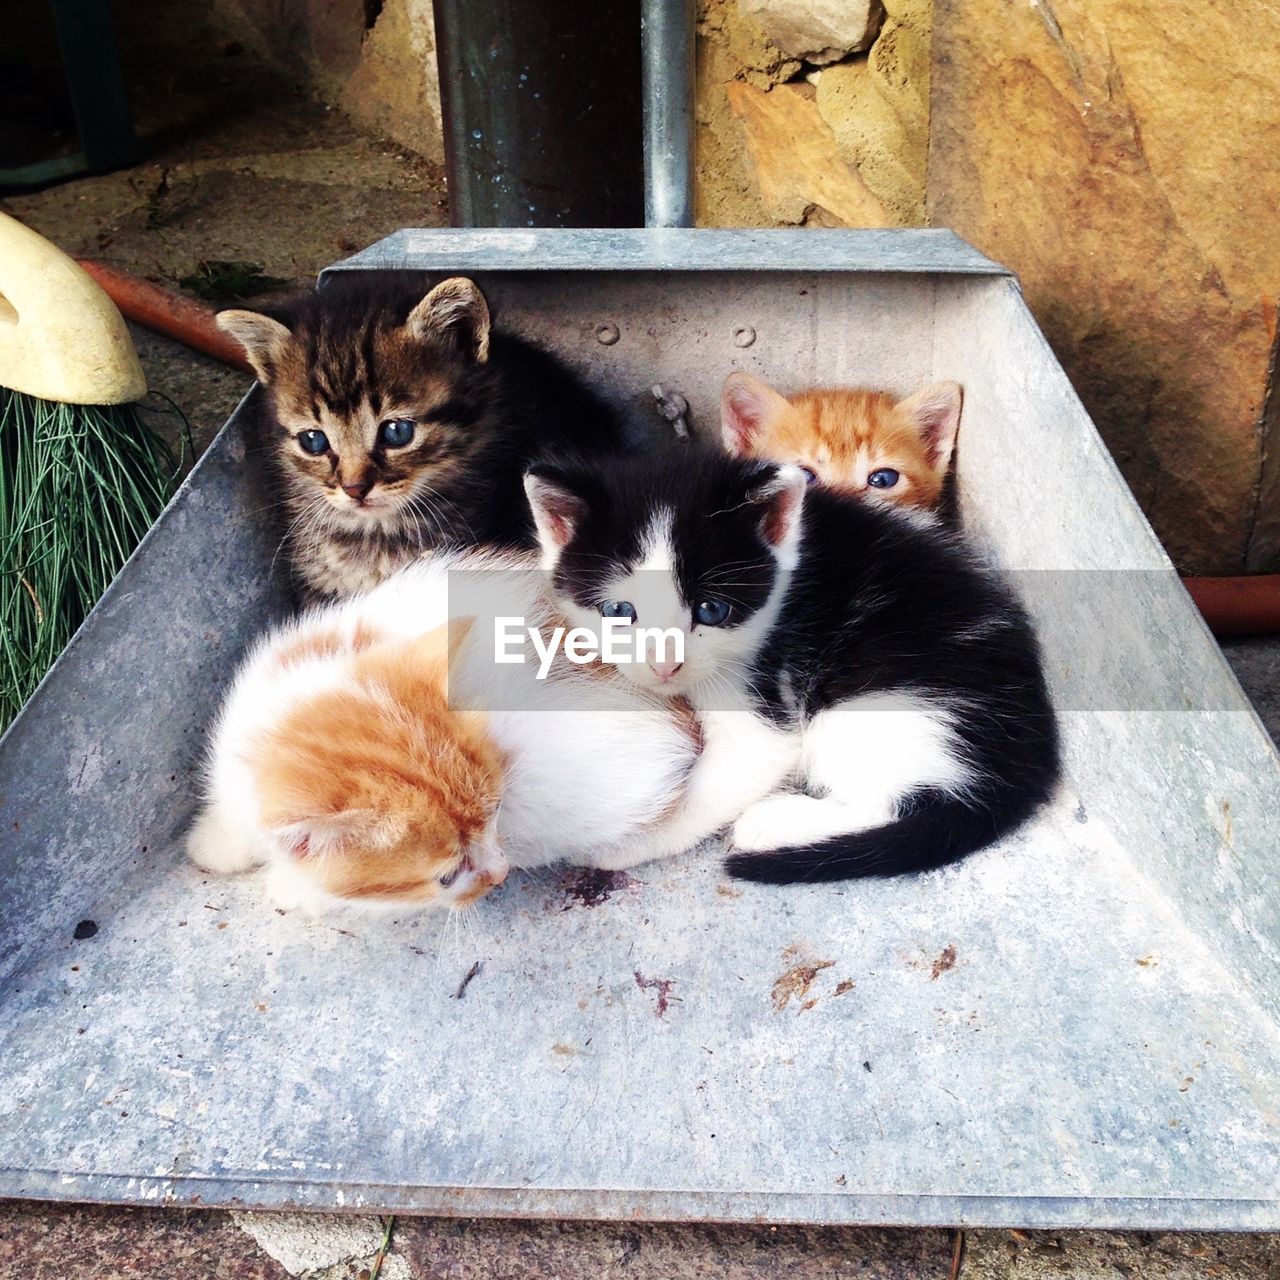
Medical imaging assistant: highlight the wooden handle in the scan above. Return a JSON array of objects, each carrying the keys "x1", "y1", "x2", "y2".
[
  {"x1": 75, "y1": 260, "x2": 255, "y2": 374},
  {"x1": 0, "y1": 213, "x2": 146, "y2": 404}
]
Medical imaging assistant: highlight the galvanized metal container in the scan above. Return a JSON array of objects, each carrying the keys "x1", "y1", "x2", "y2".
[{"x1": 1, "y1": 230, "x2": 1277, "y2": 1228}]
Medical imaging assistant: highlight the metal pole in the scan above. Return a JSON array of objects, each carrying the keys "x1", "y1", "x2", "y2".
[
  {"x1": 641, "y1": 0, "x2": 696, "y2": 228},
  {"x1": 432, "y1": 0, "x2": 644, "y2": 229}
]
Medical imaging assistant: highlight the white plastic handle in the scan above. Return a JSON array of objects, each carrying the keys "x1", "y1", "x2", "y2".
[{"x1": 0, "y1": 212, "x2": 146, "y2": 405}]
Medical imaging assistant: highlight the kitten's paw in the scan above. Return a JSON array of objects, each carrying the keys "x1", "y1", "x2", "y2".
[
  {"x1": 263, "y1": 860, "x2": 332, "y2": 917},
  {"x1": 579, "y1": 844, "x2": 658, "y2": 872},
  {"x1": 732, "y1": 794, "x2": 820, "y2": 852},
  {"x1": 186, "y1": 808, "x2": 266, "y2": 875},
  {"x1": 732, "y1": 793, "x2": 891, "y2": 851}
]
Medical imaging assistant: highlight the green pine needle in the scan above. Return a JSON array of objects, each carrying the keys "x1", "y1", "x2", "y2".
[{"x1": 0, "y1": 388, "x2": 180, "y2": 731}]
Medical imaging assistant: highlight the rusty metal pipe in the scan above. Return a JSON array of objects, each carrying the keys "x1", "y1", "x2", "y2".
[
  {"x1": 1184, "y1": 575, "x2": 1280, "y2": 638},
  {"x1": 74, "y1": 259, "x2": 252, "y2": 373}
]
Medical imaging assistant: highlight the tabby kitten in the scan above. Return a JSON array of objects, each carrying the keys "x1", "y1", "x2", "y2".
[
  {"x1": 187, "y1": 549, "x2": 700, "y2": 916},
  {"x1": 219, "y1": 273, "x2": 633, "y2": 603},
  {"x1": 721, "y1": 372, "x2": 962, "y2": 511},
  {"x1": 525, "y1": 447, "x2": 1059, "y2": 884}
]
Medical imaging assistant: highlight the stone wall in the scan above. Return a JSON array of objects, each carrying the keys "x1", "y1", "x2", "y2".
[
  {"x1": 214, "y1": 0, "x2": 444, "y2": 165},
  {"x1": 929, "y1": 0, "x2": 1280, "y2": 575},
  {"x1": 206, "y1": 0, "x2": 1279, "y2": 572},
  {"x1": 698, "y1": 0, "x2": 1280, "y2": 573},
  {"x1": 695, "y1": 0, "x2": 930, "y2": 228}
]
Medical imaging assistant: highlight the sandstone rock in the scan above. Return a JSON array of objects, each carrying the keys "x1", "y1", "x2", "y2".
[
  {"x1": 737, "y1": 0, "x2": 884, "y2": 64},
  {"x1": 695, "y1": 0, "x2": 931, "y2": 229},
  {"x1": 930, "y1": 0, "x2": 1280, "y2": 572},
  {"x1": 868, "y1": 16, "x2": 929, "y2": 113},
  {"x1": 883, "y1": 0, "x2": 929, "y2": 27},
  {"x1": 703, "y1": 0, "x2": 801, "y2": 88},
  {"x1": 339, "y1": 0, "x2": 443, "y2": 163},
  {"x1": 815, "y1": 54, "x2": 924, "y2": 223},
  {"x1": 1253, "y1": 365, "x2": 1280, "y2": 570},
  {"x1": 214, "y1": 0, "x2": 443, "y2": 164},
  {"x1": 694, "y1": 0, "x2": 777, "y2": 226},
  {"x1": 811, "y1": 0, "x2": 930, "y2": 225},
  {"x1": 726, "y1": 81, "x2": 889, "y2": 227}
]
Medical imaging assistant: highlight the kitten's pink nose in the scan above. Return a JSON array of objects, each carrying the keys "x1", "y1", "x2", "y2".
[
  {"x1": 649, "y1": 659, "x2": 684, "y2": 681},
  {"x1": 478, "y1": 855, "x2": 509, "y2": 888},
  {"x1": 467, "y1": 845, "x2": 509, "y2": 888},
  {"x1": 342, "y1": 481, "x2": 372, "y2": 502}
]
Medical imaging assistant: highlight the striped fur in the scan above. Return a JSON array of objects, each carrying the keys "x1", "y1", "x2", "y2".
[
  {"x1": 219, "y1": 273, "x2": 633, "y2": 603},
  {"x1": 721, "y1": 372, "x2": 963, "y2": 513}
]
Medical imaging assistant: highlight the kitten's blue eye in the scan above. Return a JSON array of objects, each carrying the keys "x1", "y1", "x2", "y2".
[
  {"x1": 379, "y1": 418, "x2": 415, "y2": 448},
  {"x1": 693, "y1": 599, "x2": 731, "y2": 627},
  {"x1": 297, "y1": 430, "x2": 329, "y2": 455},
  {"x1": 601, "y1": 600, "x2": 637, "y2": 623},
  {"x1": 868, "y1": 468, "x2": 900, "y2": 489},
  {"x1": 799, "y1": 465, "x2": 819, "y2": 484}
]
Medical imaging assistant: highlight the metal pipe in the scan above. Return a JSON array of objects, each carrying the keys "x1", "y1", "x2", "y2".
[
  {"x1": 431, "y1": 0, "x2": 475, "y2": 228},
  {"x1": 641, "y1": 0, "x2": 696, "y2": 228},
  {"x1": 432, "y1": 0, "x2": 644, "y2": 229}
]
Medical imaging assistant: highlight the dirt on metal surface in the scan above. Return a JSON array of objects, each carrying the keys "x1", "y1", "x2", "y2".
[
  {"x1": 770, "y1": 945, "x2": 836, "y2": 1012},
  {"x1": 560, "y1": 868, "x2": 636, "y2": 910},
  {"x1": 930, "y1": 944, "x2": 958, "y2": 981}
]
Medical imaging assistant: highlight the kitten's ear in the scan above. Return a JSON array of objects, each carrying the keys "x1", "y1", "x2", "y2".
[
  {"x1": 524, "y1": 467, "x2": 589, "y2": 553},
  {"x1": 744, "y1": 463, "x2": 808, "y2": 551},
  {"x1": 899, "y1": 381, "x2": 963, "y2": 470},
  {"x1": 271, "y1": 808, "x2": 404, "y2": 858},
  {"x1": 407, "y1": 277, "x2": 491, "y2": 363},
  {"x1": 447, "y1": 616, "x2": 475, "y2": 666},
  {"x1": 721, "y1": 372, "x2": 791, "y2": 455},
  {"x1": 415, "y1": 617, "x2": 476, "y2": 668},
  {"x1": 217, "y1": 310, "x2": 293, "y2": 384}
]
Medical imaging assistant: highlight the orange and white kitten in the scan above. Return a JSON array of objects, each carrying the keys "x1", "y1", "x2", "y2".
[
  {"x1": 720, "y1": 372, "x2": 962, "y2": 512},
  {"x1": 187, "y1": 551, "x2": 699, "y2": 917}
]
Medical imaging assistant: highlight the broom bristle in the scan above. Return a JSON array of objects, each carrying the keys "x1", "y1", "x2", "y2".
[{"x1": 0, "y1": 388, "x2": 179, "y2": 730}]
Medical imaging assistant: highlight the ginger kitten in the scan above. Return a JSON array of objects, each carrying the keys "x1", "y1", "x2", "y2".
[
  {"x1": 188, "y1": 618, "x2": 509, "y2": 913},
  {"x1": 219, "y1": 273, "x2": 633, "y2": 603},
  {"x1": 187, "y1": 550, "x2": 700, "y2": 916},
  {"x1": 721, "y1": 372, "x2": 962, "y2": 512}
]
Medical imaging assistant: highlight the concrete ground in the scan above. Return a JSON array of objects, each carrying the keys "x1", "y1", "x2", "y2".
[
  {"x1": 2, "y1": 3, "x2": 1279, "y2": 1276},
  {"x1": 3, "y1": 1206, "x2": 1280, "y2": 1280},
  {"x1": 1224, "y1": 638, "x2": 1280, "y2": 746}
]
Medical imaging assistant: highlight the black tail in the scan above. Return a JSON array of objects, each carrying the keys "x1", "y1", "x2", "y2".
[{"x1": 724, "y1": 787, "x2": 1047, "y2": 885}]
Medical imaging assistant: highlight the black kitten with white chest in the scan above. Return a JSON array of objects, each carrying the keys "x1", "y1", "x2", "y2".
[{"x1": 525, "y1": 447, "x2": 1060, "y2": 883}]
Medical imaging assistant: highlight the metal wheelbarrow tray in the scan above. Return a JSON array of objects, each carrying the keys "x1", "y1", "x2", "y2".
[{"x1": 2, "y1": 229, "x2": 1277, "y2": 1229}]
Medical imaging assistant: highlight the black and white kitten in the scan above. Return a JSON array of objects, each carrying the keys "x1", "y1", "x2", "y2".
[
  {"x1": 220, "y1": 273, "x2": 635, "y2": 603},
  {"x1": 524, "y1": 447, "x2": 1060, "y2": 883}
]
